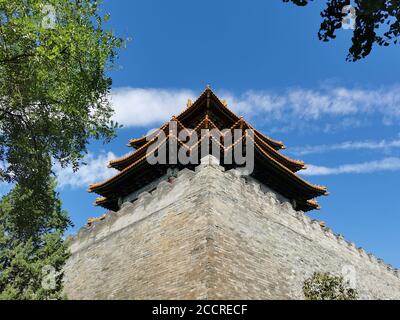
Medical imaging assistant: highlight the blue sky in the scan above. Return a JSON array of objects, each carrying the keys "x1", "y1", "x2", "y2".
[{"x1": 54, "y1": 1, "x2": 400, "y2": 267}]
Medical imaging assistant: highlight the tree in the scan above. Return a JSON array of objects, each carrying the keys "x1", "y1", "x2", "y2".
[
  {"x1": 0, "y1": 0, "x2": 124, "y2": 299},
  {"x1": 0, "y1": 175, "x2": 72, "y2": 300},
  {"x1": 0, "y1": 0, "x2": 124, "y2": 190},
  {"x1": 283, "y1": 0, "x2": 400, "y2": 61},
  {"x1": 303, "y1": 272, "x2": 358, "y2": 300}
]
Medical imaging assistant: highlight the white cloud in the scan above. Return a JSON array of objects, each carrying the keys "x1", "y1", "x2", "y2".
[
  {"x1": 110, "y1": 85, "x2": 400, "y2": 129},
  {"x1": 111, "y1": 88, "x2": 195, "y2": 127},
  {"x1": 290, "y1": 139, "x2": 400, "y2": 156},
  {"x1": 55, "y1": 152, "x2": 118, "y2": 189},
  {"x1": 301, "y1": 157, "x2": 400, "y2": 176}
]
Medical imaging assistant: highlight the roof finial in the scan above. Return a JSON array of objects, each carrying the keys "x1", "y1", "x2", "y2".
[
  {"x1": 186, "y1": 99, "x2": 193, "y2": 108},
  {"x1": 206, "y1": 84, "x2": 211, "y2": 90}
]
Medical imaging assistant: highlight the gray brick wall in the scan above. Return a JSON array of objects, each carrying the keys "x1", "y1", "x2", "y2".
[{"x1": 64, "y1": 158, "x2": 400, "y2": 299}]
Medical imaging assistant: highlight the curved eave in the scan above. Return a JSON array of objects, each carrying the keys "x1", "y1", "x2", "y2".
[
  {"x1": 90, "y1": 133, "x2": 327, "y2": 200},
  {"x1": 129, "y1": 138, "x2": 146, "y2": 149},
  {"x1": 111, "y1": 116, "x2": 304, "y2": 172},
  {"x1": 91, "y1": 134, "x2": 201, "y2": 194},
  {"x1": 297, "y1": 199, "x2": 321, "y2": 212},
  {"x1": 89, "y1": 135, "x2": 173, "y2": 194},
  {"x1": 95, "y1": 197, "x2": 118, "y2": 211},
  {"x1": 110, "y1": 133, "x2": 162, "y2": 171},
  {"x1": 250, "y1": 135, "x2": 327, "y2": 197},
  {"x1": 89, "y1": 151, "x2": 149, "y2": 194},
  {"x1": 128, "y1": 121, "x2": 170, "y2": 149},
  {"x1": 251, "y1": 130, "x2": 304, "y2": 172},
  {"x1": 116, "y1": 135, "x2": 303, "y2": 173}
]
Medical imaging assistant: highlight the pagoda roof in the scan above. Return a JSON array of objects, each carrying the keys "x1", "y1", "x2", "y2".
[
  {"x1": 128, "y1": 86, "x2": 285, "y2": 151},
  {"x1": 89, "y1": 87, "x2": 328, "y2": 212},
  {"x1": 108, "y1": 114, "x2": 305, "y2": 172}
]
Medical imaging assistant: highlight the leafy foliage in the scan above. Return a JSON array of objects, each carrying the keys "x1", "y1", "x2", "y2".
[
  {"x1": 0, "y1": 175, "x2": 72, "y2": 300},
  {"x1": 303, "y1": 272, "x2": 358, "y2": 300},
  {"x1": 0, "y1": 0, "x2": 124, "y2": 189},
  {"x1": 283, "y1": 0, "x2": 400, "y2": 61},
  {"x1": 0, "y1": 0, "x2": 124, "y2": 300}
]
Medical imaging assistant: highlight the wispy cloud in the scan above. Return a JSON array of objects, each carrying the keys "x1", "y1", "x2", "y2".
[
  {"x1": 111, "y1": 88, "x2": 195, "y2": 127},
  {"x1": 110, "y1": 85, "x2": 400, "y2": 129},
  {"x1": 54, "y1": 152, "x2": 117, "y2": 189},
  {"x1": 290, "y1": 139, "x2": 400, "y2": 156},
  {"x1": 0, "y1": 152, "x2": 118, "y2": 191},
  {"x1": 301, "y1": 157, "x2": 400, "y2": 176}
]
